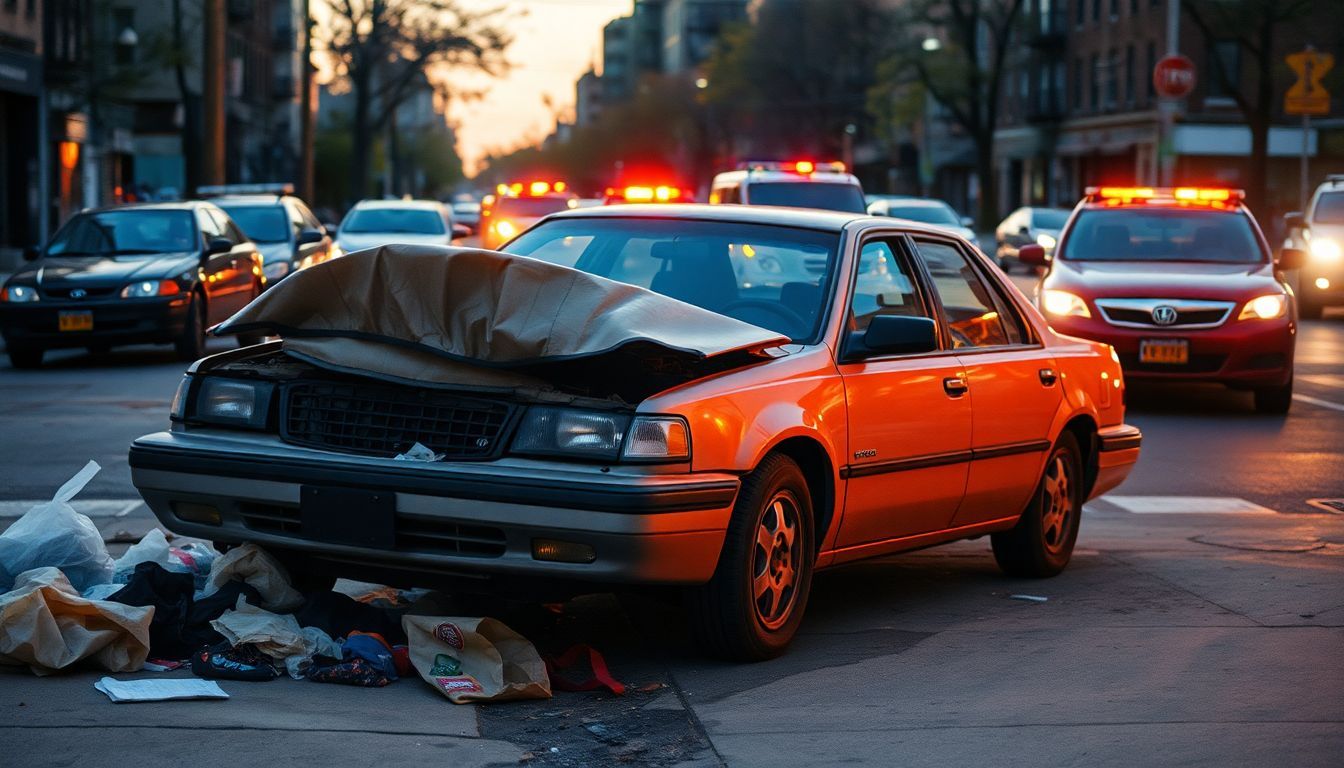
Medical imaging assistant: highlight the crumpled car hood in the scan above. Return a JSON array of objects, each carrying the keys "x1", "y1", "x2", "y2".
[{"x1": 213, "y1": 244, "x2": 788, "y2": 401}]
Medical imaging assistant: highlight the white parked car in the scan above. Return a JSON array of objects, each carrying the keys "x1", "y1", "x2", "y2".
[
  {"x1": 867, "y1": 197, "x2": 977, "y2": 243},
  {"x1": 334, "y1": 199, "x2": 458, "y2": 253}
]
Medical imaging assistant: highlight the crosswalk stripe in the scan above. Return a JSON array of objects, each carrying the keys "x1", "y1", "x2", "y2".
[
  {"x1": 1292, "y1": 393, "x2": 1344, "y2": 413},
  {"x1": 0, "y1": 499, "x2": 145, "y2": 519},
  {"x1": 1101, "y1": 496, "x2": 1277, "y2": 514}
]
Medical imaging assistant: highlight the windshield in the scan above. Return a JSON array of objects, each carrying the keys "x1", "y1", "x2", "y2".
[
  {"x1": 1033, "y1": 209, "x2": 1070, "y2": 229},
  {"x1": 746, "y1": 182, "x2": 867, "y2": 213},
  {"x1": 47, "y1": 210, "x2": 197, "y2": 256},
  {"x1": 1059, "y1": 208, "x2": 1264, "y2": 263},
  {"x1": 341, "y1": 208, "x2": 445, "y2": 235},
  {"x1": 495, "y1": 197, "x2": 573, "y2": 217},
  {"x1": 504, "y1": 217, "x2": 839, "y2": 342},
  {"x1": 885, "y1": 203, "x2": 960, "y2": 226},
  {"x1": 1313, "y1": 192, "x2": 1344, "y2": 224},
  {"x1": 217, "y1": 205, "x2": 288, "y2": 242}
]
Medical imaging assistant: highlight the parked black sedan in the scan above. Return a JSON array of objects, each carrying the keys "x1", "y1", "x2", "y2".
[{"x1": 0, "y1": 202, "x2": 265, "y2": 368}]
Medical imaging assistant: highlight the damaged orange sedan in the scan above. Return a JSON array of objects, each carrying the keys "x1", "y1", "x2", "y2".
[{"x1": 130, "y1": 205, "x2": 1140, "y2": 660}]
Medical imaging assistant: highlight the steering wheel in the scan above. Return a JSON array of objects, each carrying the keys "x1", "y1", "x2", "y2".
[{"x1": 718, "y1": 299, "x2": 809, "y2": 335}]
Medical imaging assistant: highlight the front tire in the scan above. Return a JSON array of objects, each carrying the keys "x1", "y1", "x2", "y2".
[
  {"x1": 992, "y1": 432, "x2": 1083, "y2": 578},
  {"x1": 1254, "y1": 377, "x2": 1293, "y2": 414},
  {"x1": 688, "y1": 453, "x2": 815, "y2": 661},
  {"x1": 7, "y1": 345, "x2": 44, "y2": 369}
]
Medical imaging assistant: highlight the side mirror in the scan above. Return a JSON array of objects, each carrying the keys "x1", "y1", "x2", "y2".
[
  {"x1": 1283, "y1": 212, "x2": 1305, "y2": 230},
  {"x1": 22, "y1": 246, "x2": 40, "y2": 261},
  {"x1": 1276, "y1": 247, "x2": 1307, "y2": 271},
  {"x1": 206, "y1": 237, "x2": 233, "y2": 255},
  {"x1": 452, "y1": 223, "x2": 472, "y2": 239},
  {"x1": 1018, "y1": 243, "x2": 1049, "y2": 266},
  {"x1": 851, "y1": 314, "x2": 939, "y2": 357},
  {"x1": 297, "y1": 228, "x2": 324, "y2": 246}
]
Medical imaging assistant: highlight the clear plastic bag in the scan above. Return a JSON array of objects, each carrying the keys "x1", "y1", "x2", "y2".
[{"x1": 0, "y1": 461, "x2": 114, "y2": 594}]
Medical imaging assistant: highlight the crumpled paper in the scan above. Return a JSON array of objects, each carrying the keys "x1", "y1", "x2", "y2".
[
  {"x1": 211, "y1": 596, "x2": 340, "y2": 679},
  {"x1": 0, "y1": 567, "x2": 152, "y2": 675},
  {"x1": 200, "y1": 543, "x2": 303, "y2": 612}
]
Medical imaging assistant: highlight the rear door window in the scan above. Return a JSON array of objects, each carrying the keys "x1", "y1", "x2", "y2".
[{"x1": 911, "y1": 239, "x2": 1015, "y2": 349}]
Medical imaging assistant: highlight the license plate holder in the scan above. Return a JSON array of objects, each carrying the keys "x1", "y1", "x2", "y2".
[
  {"x1": 58, "y1": 310, "x2": 94, "y2": 332},
  {"x1": 1139, "y1": 338, "x2": 1189, "y2": 364},
  {"x1": 300, "y1": 486, "x2": 395, "y2": 549}
]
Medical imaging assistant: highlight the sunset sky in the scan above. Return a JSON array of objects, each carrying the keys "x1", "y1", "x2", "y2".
[{"x1": 446, "y1": 0, "x2": 630, "y2": 176}]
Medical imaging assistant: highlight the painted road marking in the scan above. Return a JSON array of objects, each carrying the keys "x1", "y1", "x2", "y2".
[
  {"x1": 1299, "y1": 374, "x2": 1344, "y2": 390},
  {"x1": 1104, "y1": 496, "x2": 1278, "y2": 514},
  {"x1": 0, "y1": 499, "x2": 144, "y2": 519},
  {"x1": 1292, "y1": 393, "x2": 1344, "y2": 413}
]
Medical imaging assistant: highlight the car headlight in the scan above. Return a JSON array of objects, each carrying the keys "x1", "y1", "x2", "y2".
[
  {"x1": 1042, "y1": 289, "x2": 1091, "y2": 318},
  {"x1": 493, "y1": 219, "x2": 518, "y2": 240},
  {"x1": 121, "y1": 279, "x2": 182, "y2": 298},
  {"x1": 1238, "y1": 294, "x2": 1288, "y2": 321},
  {"x1": 263, "y1": 260, "x2": 292, "y2": 280},
  {"x1": 189, "y1": 377, "x2": 274, "y2": 429},
  {"x1": 1309, "y1": 237, "x2": 1341, "y2": 263},
  {"x1": 169, "y1": 375, "x2": 192, "y2": 421},
  {"x1": 1036, "y1": 233, "x2": 1057, "y2": 249},
  {"x1": 511, "y1": 406, "x2": 631, "y2": 461},
  {"x1": 1, "y1": 285, "x2": 39, "y2": 303}
]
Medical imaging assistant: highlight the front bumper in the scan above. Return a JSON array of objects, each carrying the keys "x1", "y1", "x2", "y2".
[
  {"x1": 0, "y1": 296, "x2": 190, "y2": 350},
  {"x1": 129, "y1": 429, "x2": 739, "y2": 587},
  {"x1": 1048, "y1": 314, "x2": 1294, "y2": 387}
]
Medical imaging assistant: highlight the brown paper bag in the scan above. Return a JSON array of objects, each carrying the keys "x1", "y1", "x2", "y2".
[
  {"x1": 403, "y1": 615, "x2": 551, "y2": 704},
  {"x1": 0, "y1": 567, "x2": 152, "y2": 675}
]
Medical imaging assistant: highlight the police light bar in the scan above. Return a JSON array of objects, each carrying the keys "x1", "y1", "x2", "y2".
[
  {"x1": 497, "y1": 181, "x2": 568, "y2": 197},
  {"x1": 197, "y1": 183, "x2": 295, "y2": 197},
  {"x1": 737, "y1": 160, "x2": 846, "y2": 174},
  {"x1": 603, "y1": 185, "x2": 690, "y2": 204},
  {"x1": 1084, "y1": 186, "x2": 1244, "y2": 204}
]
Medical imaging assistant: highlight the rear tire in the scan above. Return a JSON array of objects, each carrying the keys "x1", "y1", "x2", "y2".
[
  {"x1": 992, "y1": 432, "x2": 1083, "y2": 578},
  {"x1": 1254, "y1": 377, "x2": 1293, "y2": 414},
  {"x1": 7, "y1": 346, "x2": 44, "y2": 369},
  {"x1": 175, "y1": 294, "x2": 206, "y2": 361},
  {"x1": 688, "y1": 453, "x2": 815, "y2": 661}
]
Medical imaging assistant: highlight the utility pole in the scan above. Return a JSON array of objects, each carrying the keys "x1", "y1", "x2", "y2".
[
  {"x1": 1158, "y1": 0, "x2": 1180, "y2": 186},
  {"x1": 298, "y1": 0, "x2": 315, "y2": 202},
  {"x1": 203, "y1": 0, "x2": 227, "y2": 187}
]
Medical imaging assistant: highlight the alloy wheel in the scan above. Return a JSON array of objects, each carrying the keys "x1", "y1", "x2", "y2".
[
  {"x1": 751, "y1": 492, "x2": 802, "y2": 631},
  {"x1": 1040, "y1": 453, "x2": 1073, "y2": 556}
]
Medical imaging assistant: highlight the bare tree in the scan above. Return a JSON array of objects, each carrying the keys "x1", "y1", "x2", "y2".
[{"x1": 320, "y1": 0, "x2": 511, "y2": 202}]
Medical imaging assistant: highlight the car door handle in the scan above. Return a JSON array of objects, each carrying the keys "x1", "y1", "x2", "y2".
[
  {"x1": 1039, "y1": 368, "x2": 1058, "y2": 386},
  {"x1": 943, "y1": 376, "x2": 968, "y2": 397}
]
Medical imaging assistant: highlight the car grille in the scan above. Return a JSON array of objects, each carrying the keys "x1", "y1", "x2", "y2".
[
  {"x1": 42, "y1": 286, "x2": 118, "y2": 300},
  {"x1": 1096, "y1": 299, "x2": 1235, "y2": 329},
  {"x1": 238, "y1": 502, "x2": 506, "y2": 558},
  {"x1": 280, "y1": 380, "x2": 516, "y2": 459}
]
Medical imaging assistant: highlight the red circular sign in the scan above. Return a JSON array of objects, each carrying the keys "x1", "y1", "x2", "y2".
[{"x1": 1153, "y1": 55, "x2": 1197, "y2": 99}]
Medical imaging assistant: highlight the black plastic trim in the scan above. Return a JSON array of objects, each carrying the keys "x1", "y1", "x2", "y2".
[
  {"x1": 1098, "y1": 430, "x2": 1143, "y2": 452},
  {"x1": 129, "y1": 442, "x2": 738, "y2": 514}
]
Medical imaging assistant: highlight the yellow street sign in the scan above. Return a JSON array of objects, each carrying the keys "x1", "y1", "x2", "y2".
[{"x1": 1285, "y1": 49, "x2": 1333, "y2": 116}]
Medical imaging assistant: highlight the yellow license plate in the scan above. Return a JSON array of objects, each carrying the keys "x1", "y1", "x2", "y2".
[
  {"x1": 58, "y1": 311, "x2": 94, "y2": 332},
  {"x1": 1139, "y1": 339, "x2": 1188, "y2": 364}
]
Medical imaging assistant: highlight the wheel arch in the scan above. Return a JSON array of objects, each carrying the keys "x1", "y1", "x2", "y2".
[
  {"x1": 760, "y1": 434, "x2": 836, "y2": 556},
  {"x1": 1060, "y1": 413, "x2": 1099, "y2": 499}
]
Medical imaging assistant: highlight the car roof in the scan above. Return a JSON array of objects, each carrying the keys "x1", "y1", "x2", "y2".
[
  {"x1": 84, "y1": 201, "x2": 213, "y2": 214},
  {"x1": 209, "y1": 195, "x2": 291, "y2": 206},
  {"x1": 544, "y1": 203, "x2": 867, "y2": 232},
  {"x1": 350, "y1": 199, "x2": 446, "y2": 211}
]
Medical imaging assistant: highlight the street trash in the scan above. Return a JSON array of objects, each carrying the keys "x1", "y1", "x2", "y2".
[
  {"x1": 0, "y1": 461, "x2": 114, "y2": 593},
  {"x1": 0, "y1": 567, "x2": 151, "y2": 675},
  {"x1": 211, "y1": 596, "x2": 341, "y2": 679},
  {"x1": 81, "y1": 583, "x2": 124, "y2": 601},
  {"x1": 403, "y1": 615, "x2": 551, "y2": 704},
  {"x1": 394, "y1": 442, "x2": 443, "y2": 462},
  {"x1": 95, "y1": 676, "x2": 229, "y2": 703},
  {"x1": 544, "y1": 644, "x2": 626, "y2": 695},
  {"x1": 111, "y1": 529, "x2": 217, "y2": 589},
  {"x1": 142, "y1": 659, "x2": 186, "y2": 673},
  {"x1": 107, "y1": 561, "x2": 259, "y2": 659},
  {"x1": 305, "y1": 631, "x2": 399, "y2": 687},
  {"x1": 191, "y1": 640, "x2": 280, "y2": 682},
  {"x1": 1010, "y1": 594, "x2": 1049, "y2": 602},
  {"x1": 295, "y1": 589, "x2": 406, "y2": 645},
  {"x1": 201, "y1": 543, "x2": 303, "y2": 613}
]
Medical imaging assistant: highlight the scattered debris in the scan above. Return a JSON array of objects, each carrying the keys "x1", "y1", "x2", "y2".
[
  {"x1": 394, "y1": 442, "x2": 443, "y2": 462},
  {"x1": 0, "y1": 461, "x2": 113, "y2": 593},
  {"x1": 95, "y1": 677, "x2": 229, "y2": 703}
]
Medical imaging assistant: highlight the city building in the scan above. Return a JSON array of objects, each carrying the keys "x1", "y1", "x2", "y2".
[
  {"x1": 661, "y1": 0, "x2": 746, "y2": 75},
  {"x1": 0, "y1": 0, "x2": 42, "y2": 268},
  {"x1": 598, "y1": 0, "x2": 744, "y2": 108}
]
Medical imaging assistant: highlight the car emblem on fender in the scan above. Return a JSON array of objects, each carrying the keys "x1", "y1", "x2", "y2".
[
  {"x1": 1151, "y1": 305, "x2": 1178, "y2": 325},
  {"x1": 70, "y1": 288, "x2": 87, "y2": 299}
]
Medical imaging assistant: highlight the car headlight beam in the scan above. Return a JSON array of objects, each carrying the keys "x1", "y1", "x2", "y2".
[
  {"x1": 1042, "y1": 289, "x2": 1091, "y2": 318},
  {"x1": 1238, "y1": 294, "x2": 1288, "y2": 321},
  {"x1": 1035, "y1": 233, "x2": 1057, "y2": 249},
  {"x1": 121, "y1": 279, "x2": 182, "y2": 298},
  {"x1": 1, "y1": 285, "x2": 39, "y2": 302},
  {"x1": 1309, "y1": 237, "x2": 1341, "y2": 263}
]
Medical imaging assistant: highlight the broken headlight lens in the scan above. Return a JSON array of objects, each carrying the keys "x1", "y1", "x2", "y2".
[
  {"x1": 510, "y1": 407, "x2": 631, "y2": 461},
  {"x1": 190, "y1": 377, "x2": 274, "y2": 429}
]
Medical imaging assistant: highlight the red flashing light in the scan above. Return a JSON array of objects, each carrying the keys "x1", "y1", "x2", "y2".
[
  {"x1": 1086, "y1": 186, "x2": 1243, "y2": 205},
  {"x1": 604, "y1": 185, "x2": 690, "y2": 204},
  {"x1": 794, "y1": 160, "x2": 815, "y2": 174}
]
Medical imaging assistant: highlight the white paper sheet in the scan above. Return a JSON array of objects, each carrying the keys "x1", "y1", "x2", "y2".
[{"x1": 94, "y1": 677, "x2": 229, "y2": 703}]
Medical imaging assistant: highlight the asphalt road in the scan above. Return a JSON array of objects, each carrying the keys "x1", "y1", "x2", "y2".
[{"x1": 1, "y1": 296, "x2": 1342, "y2": 767}]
